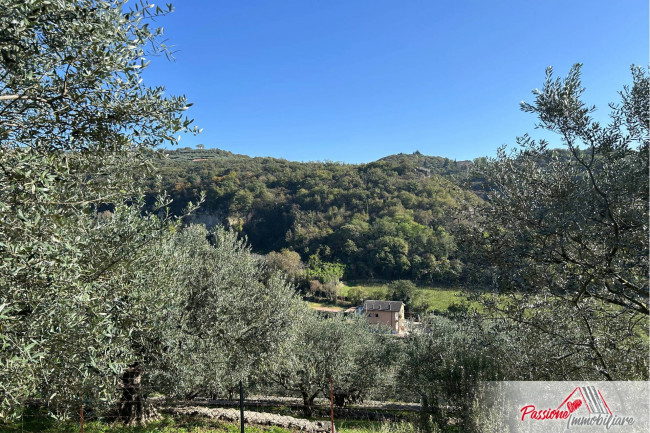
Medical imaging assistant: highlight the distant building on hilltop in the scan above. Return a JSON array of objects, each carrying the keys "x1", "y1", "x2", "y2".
[{"x1": 363, "y1": 300, "x2": 405, "y2": 334}]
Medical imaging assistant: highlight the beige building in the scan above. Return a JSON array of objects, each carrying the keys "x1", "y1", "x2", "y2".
[{"x1": 363, "y1": 300, "x2": 404, "y2": 334}]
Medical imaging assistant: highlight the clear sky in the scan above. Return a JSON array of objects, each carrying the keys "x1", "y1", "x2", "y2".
[{"x1": 142, "y1": 0, "x2": 648, "y2": 163}]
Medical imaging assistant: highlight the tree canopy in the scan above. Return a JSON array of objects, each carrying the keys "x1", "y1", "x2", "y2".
[
  {"x1": 0, "y1": 0, "x2": 196, "y2": 419},
  {"x1": 269, "y1": 311, "x2": 394, "y2": 416},
  {"x1": 146, "y1": 149, "x2": 481, "y2": 284},
  {"x1": 461, "y1": 64, "x2": 649, "y2": 380}
]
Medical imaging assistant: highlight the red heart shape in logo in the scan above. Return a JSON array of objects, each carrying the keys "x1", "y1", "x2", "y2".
[{"x1": 567, "y1": 400, "x2": 582, "y2": 413}]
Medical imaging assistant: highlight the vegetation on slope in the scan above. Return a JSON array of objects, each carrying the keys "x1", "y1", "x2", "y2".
[{"x1": 146, "y1": 149, "x2": 482, "y2": 284}]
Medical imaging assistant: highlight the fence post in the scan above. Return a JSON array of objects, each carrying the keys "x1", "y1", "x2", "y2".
[
  {"x1": 80, "y1": 404, "x2": 84, "y2": 433},
  {"x1": 239, "y1": 380, "x2": 244, "y2": 433},
  {"x1": 330, "y1": 377, "x2": 335, "y2": 433}
]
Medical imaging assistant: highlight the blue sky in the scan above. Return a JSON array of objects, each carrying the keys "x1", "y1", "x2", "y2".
[{"x1": 143, "y1": 1, "x2": 648, "y2": 163}]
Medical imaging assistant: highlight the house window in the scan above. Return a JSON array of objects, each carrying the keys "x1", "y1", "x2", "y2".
[{"x1": 375, "y1": 314, "x2": 379, "y2": 318}]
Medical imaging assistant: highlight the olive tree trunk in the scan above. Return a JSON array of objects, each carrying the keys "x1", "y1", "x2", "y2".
[{"x1": 116, "y1": 364, "x2": 158, "y2": 425}]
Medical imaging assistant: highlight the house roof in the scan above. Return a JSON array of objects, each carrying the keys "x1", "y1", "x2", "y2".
[{"x1": 363, "y1": 300, "x2": 403, "y2": 312}]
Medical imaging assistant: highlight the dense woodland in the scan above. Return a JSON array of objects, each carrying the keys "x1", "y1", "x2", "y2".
[{"x1": 146, "y1": 149, "x2": 482, "y2": 283}]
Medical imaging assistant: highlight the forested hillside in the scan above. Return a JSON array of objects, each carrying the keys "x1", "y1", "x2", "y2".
[{"x1": 146, "y1": 148, "x2": 482, "y2": 283}]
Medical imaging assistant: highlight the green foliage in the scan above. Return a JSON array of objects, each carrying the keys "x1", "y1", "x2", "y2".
[
  {"x1": 341, "y1": 283, "x2": 472, "y2": 315},
  {"x1": 460, "y1": 64, "x2": 649, "y2": 380},
  {"x1": 264, "y1": 249, "x2": 305, "y2": 286},
  {"x1": 346, "y1": 286, "x2": 363, "y2": 305},
  {"x1": 305, "y1": 256, "x2": 345, "y2": 301},
  {"x1": 306, "y1": 255, "x2": 345, "y2": 285},
  {"x1": 386, "y1": 280, "x2": 417, "y2": 304},
  {"x1": 148, "y1": 149, "x2": 481, "y2": 283},
  {"x1": 0, "y1": 0, "x2": 196, "y2": 419},
  {"x1": 148, "y1": 225, "x2": 303, "y2": 398},
  {"x1": 338, "y1": 421, "x2": 425, "y2": 433},
  {"x1": 398, "y1": 316, "x2": 504, "y2": 432},
  {"x1": 270, "y1": 311, "x2": 394, "y2": 416}
]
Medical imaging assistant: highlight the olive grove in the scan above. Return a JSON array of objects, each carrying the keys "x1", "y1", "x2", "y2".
[{"x1": 0, "y1": 0, "x2": 302, "y2": 422}]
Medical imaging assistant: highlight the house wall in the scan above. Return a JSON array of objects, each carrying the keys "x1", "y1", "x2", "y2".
[{"x1": 365, "y1": 307, "x2": 404, "y2": 332}]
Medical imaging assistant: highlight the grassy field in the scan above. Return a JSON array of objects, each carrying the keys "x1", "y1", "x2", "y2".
[
  {"x1": 0, "y1": 414, "x2": 410, "y2": 433},
  {"x1": 306, "y1": 301, "x2": 345, "y2": 312},
  {"x1": 339, "y1": 282, "x2": 473, "y2": 313},
  {"x1": 0, "y1": 417, "x2": 290, "y2": 433}
]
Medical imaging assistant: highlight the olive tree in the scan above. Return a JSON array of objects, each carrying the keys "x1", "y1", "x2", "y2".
[
  {"x1": 398, "y1": 316, "x2": 503, "y2": 432},
  {"x1": 0, "y1": 0, "x2": 196, "y2": 420},
  {"x1": 270, "y1": 312, "x2": 393, "y2": 416},
  {"x1": 460, "y1": 64, "x2": 648, "y2": 380},
  {"x1": 150, "y1": 225, "x2": 303, "y2": 401}
]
